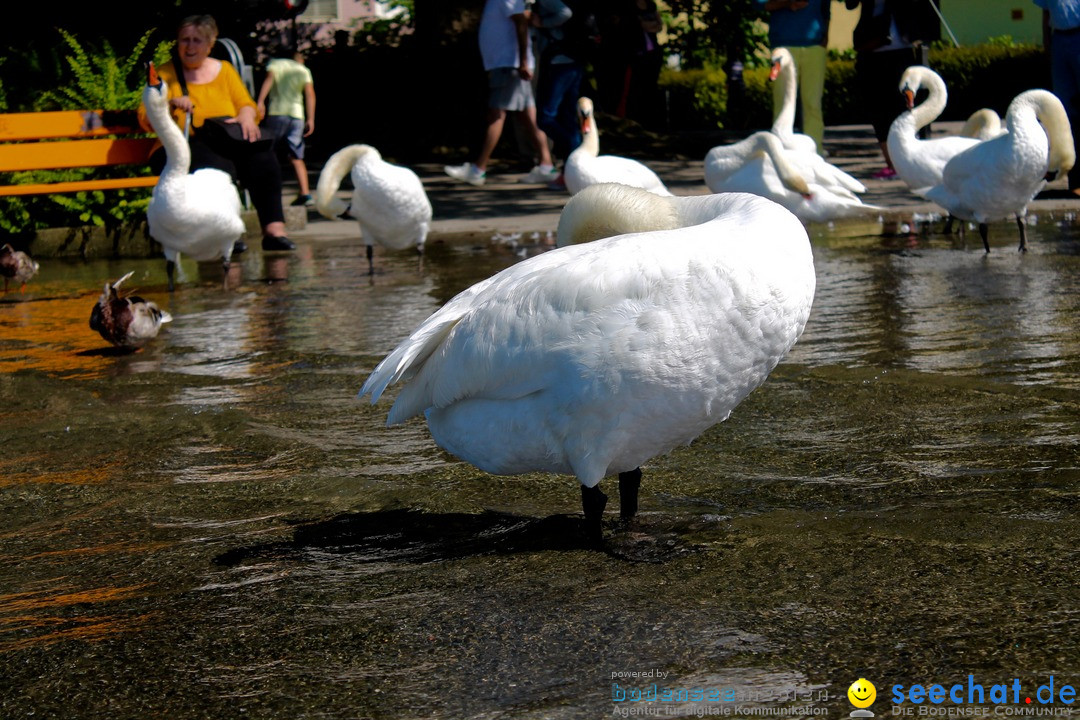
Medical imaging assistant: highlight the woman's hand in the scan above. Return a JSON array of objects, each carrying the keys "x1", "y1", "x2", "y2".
[
  {"x1": 169, "y1": 96, "x2": 195, "y2": 114},
  {"x1": 232, "y1": 106, "x2": 261, "y2": 142}
]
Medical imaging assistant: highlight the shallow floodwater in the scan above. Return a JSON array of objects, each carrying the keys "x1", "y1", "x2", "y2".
[{"x1": 1, "y1": 215, "x2": 1078, "y2": 719}]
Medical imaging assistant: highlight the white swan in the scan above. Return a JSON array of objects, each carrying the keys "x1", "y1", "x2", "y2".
[
  {"x1": 89, "y1": 271, "x2": 173, "y2": 349},
  {"x1": 706, "y1": 130, "x2": 865, "y2": 194},
  {"x1": 563, "y1": 97, "x2": 673, "y2": 196},
  {"x1": 960, "y1": 108, "x2": 1005, "y2": 141},
  {"x1": 142, "y1": 63, "x2": 246, "y2": 291},
  {"x1": 315, "y1": 144, "x2": 432, "y2": 274},
  {"x1": 886, "y1": 66, "x2": 987, "y2": 196},
  {"x1": 925, "y1": 89, "x2": 1076, "y2": 252},
  {"x1": 707, "y1": 132, "x2": 879, "y2": 223},
  {"x1": 768, "y1": 48, "x2": 819, "y2": 155},
  {"x1": 360, "y1": 185, "x2": 815, "y2": 542}
]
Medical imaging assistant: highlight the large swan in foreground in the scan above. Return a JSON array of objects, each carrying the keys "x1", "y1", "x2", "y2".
[
  {"x1": 707, "y1": 132, "x2": 879, "y2": 223},
  {"x1": 886, "y1": 66, "x2": 986, "y2": 196},
  {"x1": 769, "y1": 48, "x2": 820, "y2": 155},
  {"x1": 360, "y1": 185, "x2": 815, "y2": 542},
  {"x1": 315, "y1": 144, "x2": 432, "y2": 274},
  {"x1": 563, "y1": 97, "x2": 672, "y2": 196},
  {"x1": 142, "y1": 63, "x2": 246, "y2": 291},
  {"x1": 925, "y1": 89, "x2": 1075, "y2": 252}
]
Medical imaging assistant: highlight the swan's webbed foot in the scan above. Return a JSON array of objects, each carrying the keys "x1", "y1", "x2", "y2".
[
  {"x1": 581, "y1": 484, "x2": 608, "y2": 546},
  {"x1": 979, "y1": 223, "x2": 990, "y2": 253},
  {"x1": 619, "y1": 468, "x2": 642, "y2": 521}
]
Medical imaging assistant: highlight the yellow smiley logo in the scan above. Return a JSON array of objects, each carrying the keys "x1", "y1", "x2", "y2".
[{"x1": 848, "y1": 678, "x2": 877, "y2": 708}]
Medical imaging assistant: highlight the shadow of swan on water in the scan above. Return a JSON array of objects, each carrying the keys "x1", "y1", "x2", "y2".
[{"x1": 213, "y1": 508, "x2": 705, "y2": 566}]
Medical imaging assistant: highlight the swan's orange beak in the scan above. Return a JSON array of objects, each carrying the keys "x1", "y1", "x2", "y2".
[
  {"x1": 148, "y1": 61, "x2": 161, "y2": 88},
  {"x1": 580, "y1": 113, "x2": 592, "y2": 134},
  {"x1": 903, "y1": 88, "x2": 915, "y2": 110},
  {"x1": 769, "y1": 59, "x2": 782, "y2": 81}
]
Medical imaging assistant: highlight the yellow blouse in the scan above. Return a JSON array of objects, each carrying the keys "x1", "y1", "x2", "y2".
[{"x1": 138, "y1": 59, "x2": 258, "y2": 135}]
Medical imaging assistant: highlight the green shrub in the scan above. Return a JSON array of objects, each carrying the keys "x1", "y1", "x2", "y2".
[{"x1": 657, "y1": 42, "x2": 1049, "y2": 133}]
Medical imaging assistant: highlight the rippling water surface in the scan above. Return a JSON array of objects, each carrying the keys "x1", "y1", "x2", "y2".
[{"x1": 1, "y1": 216, "x2": 1078, "y2": 719}]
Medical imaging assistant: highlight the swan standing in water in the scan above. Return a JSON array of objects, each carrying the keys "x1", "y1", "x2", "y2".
[
  {"x1": 563, "y1": 98, "x2": 672, "y2": 196},
  {"x1": 925, "y1": 89, "x2": 1075, "y2": 252},
  {"x1": 315, "y1": 144, "x2": 432, "y2": 274},
  {"x1": 143, "y1": 63, "x2": 246, "y2": 291},
  {"x1": 360, "y1": 185, "x2": 815, "y2": 543},
  {"x1": 90, "y1": 272, "x2": 173, "y2": 349},
  {"x1": 886, "y1": 66, "x2": 987, "y2": 196}
]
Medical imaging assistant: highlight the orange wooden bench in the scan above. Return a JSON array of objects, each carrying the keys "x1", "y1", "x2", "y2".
[{"x1": 0, "y1": 109, "x2": 157, "y2": 197}]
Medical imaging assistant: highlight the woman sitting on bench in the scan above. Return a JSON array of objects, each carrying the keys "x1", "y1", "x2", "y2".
[{"x1": 137, "y1": 14, "x2": 295, "y2": 252}]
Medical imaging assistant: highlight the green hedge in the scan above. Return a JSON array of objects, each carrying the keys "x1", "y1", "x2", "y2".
[{"x1": 658, "y1": 43, "x2": 1049, "y2": 131}]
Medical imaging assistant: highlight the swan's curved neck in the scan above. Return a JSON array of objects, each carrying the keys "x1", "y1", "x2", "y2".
[
  {"x1": 579, "y1": 115, "x2": 600, "y2": 157},
  {"x1": 753, "y1": 133, "x2": 810, "y2": 196},
  {"x1": 771, "y1": 60, "x2": 797, "y2": 137},
  {"x1": 909, "y1": 70, "x2": 947, "y2": 132},
  {"x1": 143, "y1": 85, "x2": 190, "y2": 180},
  {"x1": 1026, "y1": 92, "x2": 1077, "y2": 176}
]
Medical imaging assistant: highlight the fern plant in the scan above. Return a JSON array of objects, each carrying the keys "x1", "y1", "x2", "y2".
[
  {"x1": 2, "y1": 30, "x2": 170, "y2": 241},
  {"x1": 36, "y1": 29, "x2": 171, "y2": 111}
]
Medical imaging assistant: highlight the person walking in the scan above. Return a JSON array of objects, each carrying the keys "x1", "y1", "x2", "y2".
[
  {"x1": 257, "y1": 47, "x2": 316, "y2": 207},
  {"x1": 1033, "y1": 0, "x2": 1080, "y2": 195},
  {"x1": 444, "y1": 0, "x2": 557, "y2": 186}
]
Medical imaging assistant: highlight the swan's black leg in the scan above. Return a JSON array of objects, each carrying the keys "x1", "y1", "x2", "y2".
[
  {"x1": 366, "y1": 244, "x2": 374, "y2": 275},
  {"x1": 979, "y1": 223, "x2": 990, "y2": 253},
  {"x1": 1016, "y1": 215, "x2": 1028, "y2": 252},
  {"x1": 943, "y1": 214, "x2": 956, "y2": 235},
  {"x1": 222, "y1": 260, "x2": 231, "y2": 290},
  {"x1": 581, "y1": 484, "x2": 608, "y2": 545},
  {"x1": 416, "y1": 244, "x2": 424, "y2": 273},
  {"x1": 619, "y1": 468, "x2": 642, "y2": 520},
  {"x1": 166, "y1": 259, "x2": 176, "y2": 292}
]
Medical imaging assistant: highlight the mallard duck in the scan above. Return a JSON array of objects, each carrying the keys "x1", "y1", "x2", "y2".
[
  {"x1": 0, "y1": 244, "x2": 39, "y2": 293},
  {"x1": 89, "y1": 271, "x2": 172, "y2": 349}
]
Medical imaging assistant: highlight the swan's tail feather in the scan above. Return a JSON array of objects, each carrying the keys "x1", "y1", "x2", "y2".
[
  {"x1": 359, "y1": 315, "x2": 462, "y2": 417},
  {"x1": 316, "y1": 144, "x2": 374, "y2": 219}
]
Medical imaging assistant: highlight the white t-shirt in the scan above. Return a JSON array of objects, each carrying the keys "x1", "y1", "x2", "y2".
[{"x1": 479, "y1": 0, "x2": 534, "y2": 72}]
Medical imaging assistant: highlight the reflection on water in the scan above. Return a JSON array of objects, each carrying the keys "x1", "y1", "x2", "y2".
[{"x1": 0, "y1": 216, "x2": 1078, "y2": 718}]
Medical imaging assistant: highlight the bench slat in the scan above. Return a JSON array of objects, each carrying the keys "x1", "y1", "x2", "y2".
[
  {"x1": 0, "y1": 176, "x2": 159, "y2": 197},
  {"x1": 0, "y1": 137, "x2": 157, "y2": 173},
  {"x1": 0, "y1": 110, "x2": 143, "y2": 142}
]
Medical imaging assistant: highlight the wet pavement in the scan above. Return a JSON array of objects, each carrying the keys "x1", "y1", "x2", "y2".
[{"x1": 1, "y1": 122, "x2": 1079, "y2": 720}]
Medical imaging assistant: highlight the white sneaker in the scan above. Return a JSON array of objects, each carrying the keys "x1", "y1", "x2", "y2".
[
  {"x1": 445, "y1": 163, "x2": 486, "y2": 186},
  {"x1": 519, "y1": 164, "x2": 558, "y2": 184}
]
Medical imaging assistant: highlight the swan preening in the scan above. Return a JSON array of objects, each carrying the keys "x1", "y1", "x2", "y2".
[
  {"x1": 704, "y1": 131, "x2": 878, "y2": 223},
  {"x1": 563, "y1": 97, "x2": 673, "y2": 197},
  {"x1": 925, "y1": 89, "x2": 1075, "y2": 252},
  {"x1": 360, "y1": 184, "x2": 815, "y2": 542},
  {"x1": 142, "y1": 63, "x2": 246, "y2": 291},
  {"x1": 1, "y1": 244, "x2": 38, "y2": 293},
  {"x1": 886, "y1": 66, "x2": 988, "y2": 196},
  {"x1": 315, "y1": 144, "x2": 432, "y2": 274},
  {"x1": 89, "y1": 272, "x2": 172, "y2": 349}
]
